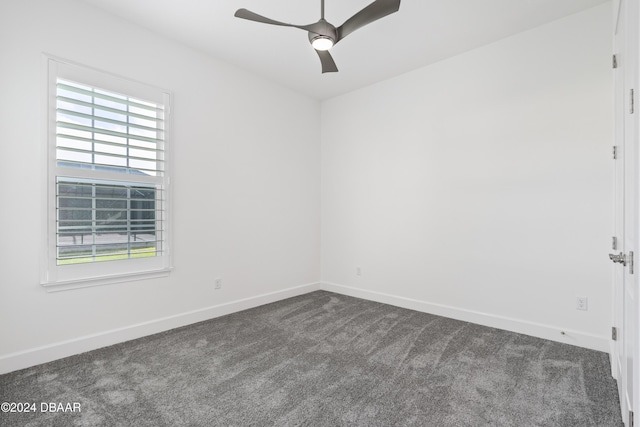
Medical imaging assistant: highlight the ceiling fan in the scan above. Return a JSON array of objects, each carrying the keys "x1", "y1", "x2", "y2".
[{"x1": 234, "y1": 0, "x2": 401, "y2": 73}]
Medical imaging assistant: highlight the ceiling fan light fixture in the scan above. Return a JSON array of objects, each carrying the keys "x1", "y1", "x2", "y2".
[{"x1": 311, "y1": 35, "x2": 334, "y2": 51}]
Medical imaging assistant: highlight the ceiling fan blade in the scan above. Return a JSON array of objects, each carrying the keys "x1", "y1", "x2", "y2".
[
  {"x1": 336, "y1": 0, "x2": 400, "y2": 42},
  {"x1": 235, "y1": 9, "x2": 323, "y2": 33},
  {"x1": 315, "y1": 49, "x2": 338, "y2": 73}
]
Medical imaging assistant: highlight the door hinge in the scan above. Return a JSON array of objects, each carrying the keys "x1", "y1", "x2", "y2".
[
  {"x1": 631, "y1": 89, "x2": 635, "y2": 114},
  {"x1": 613, "y1": 146, "x2": 618, "y2": 159},
  {"x1": 613, "y1": 54, "x2": 618, "y2": 69},
  {"x1": 612, "y1": 326, "x2": 618, "y2": 341},
  {"x1": 613, "y1": 236, "x2": 618, "y2": 250},
  {"x1": 630, "y1": 410, "x2": 634, "y2": 427}
]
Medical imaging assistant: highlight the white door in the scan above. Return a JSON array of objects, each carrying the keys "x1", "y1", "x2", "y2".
[{"x1": 612, "y1": 0, "x2": 639, "y2": 425}]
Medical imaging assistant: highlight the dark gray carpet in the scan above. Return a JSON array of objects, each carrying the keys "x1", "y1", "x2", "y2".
[{"x1": 0, "y1": 291, "x2": 622, "y2": 426}]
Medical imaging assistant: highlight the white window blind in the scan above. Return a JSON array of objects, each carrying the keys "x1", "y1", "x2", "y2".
[
  {"x1": 43, "y1": 57, "x2": 172, "y2": 289},
  {"x1": 56, "y1": 80, "x2": 165, "y2": 176}
]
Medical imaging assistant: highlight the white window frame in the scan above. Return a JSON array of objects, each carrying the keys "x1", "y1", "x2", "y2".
[{"x1": 41, "y1": 56, "x2": 173, "y2": 291}]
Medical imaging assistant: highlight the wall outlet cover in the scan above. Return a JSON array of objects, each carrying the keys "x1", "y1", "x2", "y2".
[{"x1": 576, "y1": 297, "x2": 588, "y2": 311}]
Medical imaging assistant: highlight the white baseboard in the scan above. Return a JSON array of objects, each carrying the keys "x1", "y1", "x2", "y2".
[
  {"x1": 1, "y1": 281, "x2": 610, "y2": 375},
  {"x1": 0, "y1": 282, "x2": 320, "y2": 375},
  {"x1": 319, "y1": 282, "x2": 610, "y2": 353}
]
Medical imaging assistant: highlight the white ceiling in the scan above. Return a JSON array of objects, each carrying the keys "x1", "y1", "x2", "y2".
[{"x1": 78, "y1": 0, "x2": 609, "y2": 100}]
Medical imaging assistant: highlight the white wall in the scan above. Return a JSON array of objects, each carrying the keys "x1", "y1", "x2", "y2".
[
  {"x1": 321, "y1": 4, "x2": 613, "y2": 351},
  {"x1": 0, "y1": 0, "x2": 613, "y2": 373},
  {"x1": 0, "y1": 0, "x2": 320, "y2": 372}
]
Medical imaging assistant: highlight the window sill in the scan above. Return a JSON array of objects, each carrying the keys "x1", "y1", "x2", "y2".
[{"x1": 41, "y1": 267, "x2": 173, "y2": 292}]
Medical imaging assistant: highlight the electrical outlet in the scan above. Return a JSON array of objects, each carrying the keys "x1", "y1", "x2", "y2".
[
  {"x1": 576, "y1": 297, "x2": 588, "y2": 311},
  {"x1": 356, "y1": 266, "x2": 362, "y2": 276},
  {"x1": 215, "y1": 278, "x2": 222, "y2": 290}
]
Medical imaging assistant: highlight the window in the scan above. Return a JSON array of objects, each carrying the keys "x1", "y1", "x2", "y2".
[{"x1": 42, "y1": 57, "x2": 172, "y2": 290}]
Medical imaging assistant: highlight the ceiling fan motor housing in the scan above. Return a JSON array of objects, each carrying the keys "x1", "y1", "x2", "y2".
[{"x1": 308, "y1": 19, "x2": 338, "y2": 47}]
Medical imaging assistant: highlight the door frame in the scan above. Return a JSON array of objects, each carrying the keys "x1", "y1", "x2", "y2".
[{"x1": 612, "y1": 1, "x2": 640, "y2": 425}]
